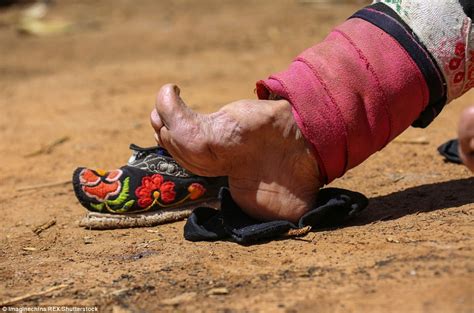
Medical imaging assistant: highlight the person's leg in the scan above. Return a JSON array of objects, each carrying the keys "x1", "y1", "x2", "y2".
[
  {"x1": 458, "y1": 106, "x2": 474, "y2": 172},
  {"x1": 151, "y1": 85, "x2": 322, "y2": 223},
  {"x1": 151, "y1": 1, "x2": 472, "y2": 222}
]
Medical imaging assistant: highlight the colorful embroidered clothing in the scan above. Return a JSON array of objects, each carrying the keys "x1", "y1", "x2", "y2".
[{"x1": 257, "y1": 0, "x2": 473, "y2": 184}]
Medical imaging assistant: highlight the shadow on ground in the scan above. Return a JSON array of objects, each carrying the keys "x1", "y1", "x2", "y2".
[{"x1": 350, "y1": 177, "x2": 474, "y2": 225}]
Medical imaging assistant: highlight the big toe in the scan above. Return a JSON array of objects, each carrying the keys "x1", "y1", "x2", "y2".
[
  {"x1": 154, "y1": 84, "x2": 192, "y2": 130},
  {"x1": 153, "y1": 83, "x2": 201, "y2": 151},
  {"x1": 151, "y1": 84, "x2": 227, "y2": 176}
]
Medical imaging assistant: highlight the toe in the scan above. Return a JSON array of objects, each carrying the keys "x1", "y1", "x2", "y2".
[
  {"x1": 152, "y1": 84, "x2": 229, "y2": 176},
  {"x1": 150, "y1": 109, "x2": 163, "y2": 133},
  {"x1": 153, "y1": 84, "x2": 199, "y2": 156},
  {"x1": 458, "y1": 106, "x2": 474, "y2": 171},
  {"x1": 155, "y1": 84, "x2": 195, "y2": 130}
]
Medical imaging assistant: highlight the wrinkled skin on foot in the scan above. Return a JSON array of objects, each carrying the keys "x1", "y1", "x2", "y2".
[
  {"x1": 458, "y1": 106, "x2": 474, "y2": 172},
  {"x1": 150, "y1": 84, "x2": 322, "y2": 222}
]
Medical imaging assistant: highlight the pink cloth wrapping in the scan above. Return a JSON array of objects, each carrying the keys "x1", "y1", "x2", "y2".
[{"x1": 257, "y1": 18, "x2": 429, "y2": 183}]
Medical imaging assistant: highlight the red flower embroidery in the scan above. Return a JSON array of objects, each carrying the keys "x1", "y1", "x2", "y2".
[
  {"x1": 79, "y1": 169, "x2": 122, "y2": 201},
  {"x1": 135, "y1": 174, "x2": 176, "y2": 208},
  {"x1": 455, "y1": 42, "x2": 465, "y2": 57},
  {"x1": 188, "y1": 183, "x2": 206, "y2": 200}
]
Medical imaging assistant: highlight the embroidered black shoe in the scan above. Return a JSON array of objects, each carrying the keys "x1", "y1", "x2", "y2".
[{"x1": 73, "y1": 144, "x2": 228, "y2": 229}]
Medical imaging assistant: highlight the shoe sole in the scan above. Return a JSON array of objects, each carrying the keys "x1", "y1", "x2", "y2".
[{"x1": 79, "y1": 200, "x2": 220, "y2": 229}]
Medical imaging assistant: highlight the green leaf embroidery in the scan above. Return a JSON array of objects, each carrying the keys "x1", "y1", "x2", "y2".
[
  {"x1": 90, "y1": 202, "x2": 105, "y2": 212},
  {"x1": 123, "y1": 199, "x2": 135, "y2": 210},
  {"x1": 106, "y1": 177, "x2": 130, "y2": 206},
  {"x1": 114, "y1": 199, "x2": 135, "y2": 213}
]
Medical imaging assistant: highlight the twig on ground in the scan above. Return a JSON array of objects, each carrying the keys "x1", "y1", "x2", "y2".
[
  {"x1": 285, "y1": 226, "x2": 312, "y2": 238},
  {"x1": 392, "y1": 137, "x2": 429, "y2": 145},
  {"x1": 0, "y1": 284, "x2": 68, "y2": 306},
  {"x1": 22, "y1": 247, "x2": 37, "y2": 251},
  {"x1": 24, "y1": 136, "x2": 70, "y2": 157},
  {"x1": 16, "y1": 180, "x2": 71, "y2": 191},
  {"x1": 33, "y1": 219, "x2": 56, "y2": 235}
]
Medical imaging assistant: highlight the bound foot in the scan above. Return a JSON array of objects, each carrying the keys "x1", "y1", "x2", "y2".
[
  {"x1": 458, "y1": 106, "x2": 474, "y2": 172},
  {"x1": 150, "y1": 84, "x2": 322, "y2": 222}
]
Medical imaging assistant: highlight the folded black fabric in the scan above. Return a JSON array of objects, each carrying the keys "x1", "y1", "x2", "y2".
[
  {"x1": 438, "y1": 139, "x2": 462, "y2": 164},
  {"x1": 184, "y1": 187, "x2": 368, "y2": 244}
]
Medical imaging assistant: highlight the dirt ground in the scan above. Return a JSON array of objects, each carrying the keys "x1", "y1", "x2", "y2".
[{"x1": 0, "y1": 1, "x2": 473, "y2": 312}]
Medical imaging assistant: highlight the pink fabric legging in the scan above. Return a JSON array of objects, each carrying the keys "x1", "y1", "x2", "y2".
[{"x1": 257, "y1": 18, "x2": 429, "y2": 184}]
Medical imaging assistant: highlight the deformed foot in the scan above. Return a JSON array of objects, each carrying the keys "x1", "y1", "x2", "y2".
[
  {"x1": 458, "y1": 106, "x2": 474, "y2": 172},
  {"x1": 151, "y1": 84, "x2": 322, "y2": 222}
]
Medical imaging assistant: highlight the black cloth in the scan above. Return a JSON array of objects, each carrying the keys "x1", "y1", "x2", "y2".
[
  {"x1": 438, "y1": 139, "x2": 462, "y2": 164},
  {"x1": 459, "y1": 0, "x2": 473, "y2": 19},
  {"x1": 184, "y1": 187, "x2": 368, "y2": 244}
]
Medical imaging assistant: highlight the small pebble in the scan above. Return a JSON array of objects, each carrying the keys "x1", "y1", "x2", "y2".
[
  {"x1": 386, "y1": 237, "x2": 400, "y2": 243},
  {"x1": 83, "y1": 236, "x2": 93, "y2": 244},
  {"x1": 161, "y1": 292, "x2": 197, "y2": 305},
  {"x1": 207, "y1": 287, "x2": 229, "y2": 296}
]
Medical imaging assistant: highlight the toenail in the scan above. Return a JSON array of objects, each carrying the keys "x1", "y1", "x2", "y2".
[{"x1": 173, "y1": 85, "x2": 181, "y2": 95}]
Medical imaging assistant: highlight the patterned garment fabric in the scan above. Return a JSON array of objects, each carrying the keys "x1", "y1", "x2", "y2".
[
  {"x1": 373, "y1": 0, "x2": 473, "y2": 102},
  {"x1": 184, "y1": 188, "x2": 368, "y2": 244},
  {"x1": 72, "y1": 144, "x2": 228, "y2": 215},
  {"x1": 350, "y1": 2, "x2": 447, "y2": 128}
]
